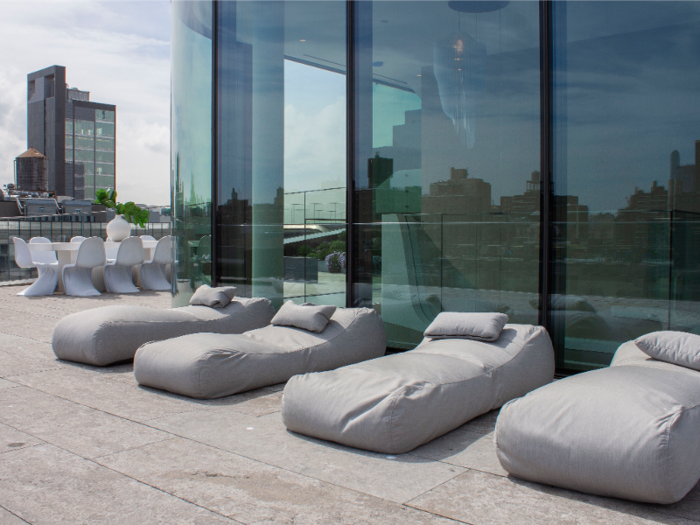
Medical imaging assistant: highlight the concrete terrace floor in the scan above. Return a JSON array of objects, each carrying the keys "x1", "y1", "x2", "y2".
[{"x1": 0, "y1": 285, "x2": 699, "y2": 525}]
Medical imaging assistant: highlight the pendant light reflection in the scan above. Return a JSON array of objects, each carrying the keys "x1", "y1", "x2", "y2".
[
  {"x1": 434, "y1": 1, "x2": 508, "y2": 149},
  {"x1": 433, "y1": 31, "x2": 486, "y2": 149}
]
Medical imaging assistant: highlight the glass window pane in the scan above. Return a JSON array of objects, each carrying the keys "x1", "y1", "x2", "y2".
[
  {"x1": 74, "y1": 120, "x2": 94, "y2": 136},
  {"x1": 75, "y1": 150, "x2": 93, "y2": 162},
  {"x1": 95, "y1": 109, "x2": 115, "y2": 122},
  {"x1": 552, "y1": 2, "x2": 700, "y2": 370},
  {"x1": 215, "y1": 1, "x2": 347, "y2": 306},
  {"x1": 96, "y1": 151, "x2": 114, "y2": 164},
  {"x1": 75, "y1": 136, "x2": 94, "y2": 149},
  {"x1": 65, "y1": 136, "x2": 73, "y2": 149},
  {"x1": 354, "y1": 1, "x2": 541, "y2": 348},
  {"x1": 96, "y1": 138, "x2": 114, "y2": 151},
  {"x1": 172, "y1": 0, "x2": 213, "y2": 304},
  {"x1": 95, "y1": 163, "x2": 114, "y2": 175},
  {"x1": 65, "y1": 119, "x2": 73, "y2": 134},
  {"x1": 96, "y1": 175, "x2": 115, "y2": 188},
  {"x1": 95, "y1": 121, "x2": 115, "y2": 137},
  {"x1": 79, "y1": 161, "x2": 95, "y2": 175}
]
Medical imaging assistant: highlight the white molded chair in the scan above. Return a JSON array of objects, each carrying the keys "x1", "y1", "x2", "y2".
[
  {"x1": 139, "y1": 235, "x2": 170, "y2": 283},
  {"x1": 71, "y1": 236, "x2": 86, "y2": 243},
  {"x1": 12, "y1": 237, "x2": 59, "y2": 296},
  {"x1": 93, "y1": 237, "x2": 144, "y2": 294},
  {"x1": 63, "y1": 237, "x2": 106, "y2": 296},
  {"x1": 134, "y1": 235, "x2": 172, "y2": 291}
]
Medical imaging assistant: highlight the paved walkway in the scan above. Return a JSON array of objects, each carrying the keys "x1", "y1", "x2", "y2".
[{"x1": 0, "y1": 285, "x2": 698, "y2": 524}]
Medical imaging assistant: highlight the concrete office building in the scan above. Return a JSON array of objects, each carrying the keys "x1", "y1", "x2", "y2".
[
  {"x1": 171, "y1": 0, "x2": 700, "y2": 373},
  {"x1": 28, "y1": 65, "x2": 116, "y2": 200}
]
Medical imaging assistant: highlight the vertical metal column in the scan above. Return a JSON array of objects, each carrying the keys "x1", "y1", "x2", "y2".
[
  {"x1": 346, "y1": 0, "x2": 355, "y2": 308},
  {"x1": 538, "y1": 0, "x2": 553, "y2": 333},
  {"x1": 211, "y1": 0, "x2": 219, "y2": 288}
]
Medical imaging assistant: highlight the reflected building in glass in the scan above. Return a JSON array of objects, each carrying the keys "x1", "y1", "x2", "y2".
[
  {"x1": 171, "y1": 0, "x2": 700, "y2": 373},
  {"x1": 27, "y1": 65, "x2": 116, "y2": 200}
]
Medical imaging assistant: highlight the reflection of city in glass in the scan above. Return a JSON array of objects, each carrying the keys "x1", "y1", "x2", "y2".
[
  {"x1": 172, "y1": 0, "x2": 700, "y2": 372},
  {"x1": 65, "y1": 106, "x2": 115, "y2": 201}
]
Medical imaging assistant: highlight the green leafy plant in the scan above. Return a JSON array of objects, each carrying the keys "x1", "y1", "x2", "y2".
[
  {"x1": 330, "y1": 240, "x2": 346, "y2": 252},
  {"x1": 94, "y1": 188, "x2": 150, "y2": 228},
  {"x1": 297, "y1": 244, "x2": 313, "y2": 257}
]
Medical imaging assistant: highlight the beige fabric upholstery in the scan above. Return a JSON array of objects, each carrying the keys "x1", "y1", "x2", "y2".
[
  {"x1": 52, "y1": 298, "x2": 274, "y2": 366},
  {"x1": 189, "y1": 285, "x2": 237, "y2": 308},
  {"x1": 133, "y1": 307, "x2": 386, "y2": 399},
  {"x1": 271, "y1": 301, "x2": 337, "y2": 333},
  {"x1": 424, "y1": 312, "x2": 508, "y2": 341},
  {"x1": 495, "y1": 339, "x2": 700, "y2": 504},
  {"x1": 282, "y1": 324, "x2": 554, "y2": 454}
]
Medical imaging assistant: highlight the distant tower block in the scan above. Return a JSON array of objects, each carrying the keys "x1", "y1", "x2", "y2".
[{"x1": 15, "y1": 148, "x2": 48, "y2": 192}]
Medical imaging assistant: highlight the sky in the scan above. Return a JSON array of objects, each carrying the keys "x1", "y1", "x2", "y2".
[{"x1": 0, "y1": 0, "x2": 171, "y2": 205}]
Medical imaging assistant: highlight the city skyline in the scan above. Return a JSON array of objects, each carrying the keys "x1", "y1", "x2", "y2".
[{"x1": 0, "y1": 0, "x2": 170, "y2": 204}]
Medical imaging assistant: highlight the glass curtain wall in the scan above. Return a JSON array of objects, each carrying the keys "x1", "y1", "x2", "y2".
[
  {"x1": 95, "y1": 109, "x2": 116, "y2": 197},
  {"x1": 552, "y1": 2, "x2": 700, "y2": 370},
  {"x1": 172, "y1": 0, "x2": 213, "y2": 305},
  {"x1": 215, "y1": 1, "x2": 346, "y2": 307},
  {"x1": 352, "y1": 1, "x2": 541, "y2": 347}
]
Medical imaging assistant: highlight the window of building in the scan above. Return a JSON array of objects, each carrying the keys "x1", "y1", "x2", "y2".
[
  {"x1": 95, "y1": 121, "x2": 115, "y2": 137},
  {"x1": 96, "y1": 138, "x2": 114, "y2": 151},
  {"x1": 74, "y1": 120, "x2": 94, "y2": 136}
]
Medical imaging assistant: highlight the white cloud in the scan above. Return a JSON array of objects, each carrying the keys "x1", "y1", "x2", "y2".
[
  {"x1": 0, "y1": 0, "x2": 171, "y2": 205},
  {"x1": 284, "y1": 95, "x2": 346, "y2": 193}
]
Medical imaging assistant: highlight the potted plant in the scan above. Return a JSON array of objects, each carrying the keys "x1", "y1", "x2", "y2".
[{"x1": 94, "y1": 188, "x2": 150, "y2": 242}]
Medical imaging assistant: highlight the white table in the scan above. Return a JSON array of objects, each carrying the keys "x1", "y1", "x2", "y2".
[{"x1": 27, "y1": 239, "x2": 158, "y2": 293}]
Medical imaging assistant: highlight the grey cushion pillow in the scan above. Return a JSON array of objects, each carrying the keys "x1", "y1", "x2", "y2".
[
  {"x1": 635, "y1": 331, "x2": 700, "y2": 371},
  {"x1": 271, "y1": 301, "x2": 337, "y2": 333},
  {"x1": 424, "y1": 312, "x2": 509, "y2": 342},
  {"x1": 189, "y1": 285, "x2": 237, "y2": 308}
]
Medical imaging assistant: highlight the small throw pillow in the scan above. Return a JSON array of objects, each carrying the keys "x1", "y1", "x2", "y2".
[
  {"x1": 424, "y1": 312, "x2": 509, "y2": 342},
  {"x1": 189, "y1": 285, "x2": 237, "y2": 308},
  {"x1": 271, "y1": 301, "x2": 337, "y2": 333},
  {"x1": 635, "y1": 331, "x2": 700, "y2": 371}
]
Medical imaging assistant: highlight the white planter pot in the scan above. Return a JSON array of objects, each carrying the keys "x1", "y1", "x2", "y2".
[{"x1": 106, "y1": 214, "x2": 131, "y2": 242}]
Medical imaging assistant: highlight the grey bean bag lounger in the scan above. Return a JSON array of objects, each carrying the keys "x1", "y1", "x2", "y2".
[
  {"x1": 282, "y1": 318, "x2": 555, "y2": 454},
  {"x1": 52, "y1": 297, "x2": 275, "y2": 366},
  {"x1": 133, "y1": 306, "x2": 386, "y2": 399},
  {"x1": 495, "y1": 332, "x2": 700, "y2": 504}
]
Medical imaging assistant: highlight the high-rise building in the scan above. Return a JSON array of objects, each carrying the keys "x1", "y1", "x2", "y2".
[{"x1": 27, "y1": 65, "x2": 116, "y2": 200}]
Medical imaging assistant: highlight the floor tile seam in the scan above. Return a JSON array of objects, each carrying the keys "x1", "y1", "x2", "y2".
[
  {"x1": 402, "y1": 467, "x2": 475, "y2": 507},
  {"x1": 0, "y1": 303, "x2": 64, "y2": 319},
  {"x1": 1, "y1": 382, "x2": 188, "y2": 433},
  {"x1": 14, "y1": 441, "x2": 246, "y2": 525},
  {"x1": 0, "y1": 307, "x2": 63, "y2": 320},
  {"x1": 89, "y1": 459, "x2": 248, "y2": 525},
  {"x1": 0, "y1": 504, "x2": 32, "y2": 524},
  {"x1": 0, "y1": 443, "x2": 44, "y2": 455},
  {"x1": 139, "y1": 407, "x2": 214, "y2": 424},
  {"x1": 0, "y1": 330, "x2": 50, "y2": 345},
  {"x1": 3, "y1": 366, "x2": 67, "y2": 380},
  {"x1": 406, "y1": 452, "x2": 508, "y2": 478},
  {"x1": 0, "y1": 421, "x2": 54, "y2": 449},
  {"x1": 131, "y1": 422, "x2": 430, "y2": 507},
  {"x1": 401, "y1": 467, "x2": 700, "y2": 525},
  {"x1": 401, "y1": 503, "x2": 474, "y2": 525}
]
